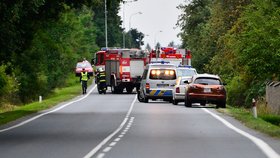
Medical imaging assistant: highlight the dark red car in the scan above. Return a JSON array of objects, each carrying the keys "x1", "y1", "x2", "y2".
[
  {"x1": 75, "y1": 61, "x2": 93, "y2": 77},
  {"x1": 184, "y1": 74, "x2": 226, "y2": 108}
]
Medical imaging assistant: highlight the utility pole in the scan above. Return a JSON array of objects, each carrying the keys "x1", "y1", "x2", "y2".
[{"x1": 105, "y1": 0, "x2": 108, "y2": 47}]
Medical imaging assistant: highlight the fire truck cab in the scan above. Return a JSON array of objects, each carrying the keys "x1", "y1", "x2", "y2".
[
  {"x1": 94, "y1": 48, "x2": 148, "y2": 94},
  {"x1": 148, "y1": 47, "x2": 191, "y2": 66}
]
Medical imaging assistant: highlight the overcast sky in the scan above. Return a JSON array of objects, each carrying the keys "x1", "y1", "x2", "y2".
[{"x1": 118, "y1": 0, "x2": 187, "y2": 49}]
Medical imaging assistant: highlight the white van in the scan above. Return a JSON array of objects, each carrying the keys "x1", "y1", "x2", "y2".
[{"x1": 137, "y1": 62, "x2": 177, "y2": 103}]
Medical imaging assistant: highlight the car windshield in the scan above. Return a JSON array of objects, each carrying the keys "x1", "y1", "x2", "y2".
[
  {"x1": 176, "y1": 69, "x2": 196, "y2": 77},
  {"x1": 76, "y1": 62, "x2": 91, "y2": 68},
  {"x1": 149, "y1": 69, "x2": 176, "y2": 80},
  {"x1": 194, "y1": 77, "x2": 221, "y2": 85}
]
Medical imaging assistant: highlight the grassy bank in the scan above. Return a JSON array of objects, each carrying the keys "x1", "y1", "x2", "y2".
[
  {"x1": 0, "y1": 77, "x2": 92, "y2": 126},
  {"x1": 218, "y1": 106, "x2": 280, "y2": 139}
]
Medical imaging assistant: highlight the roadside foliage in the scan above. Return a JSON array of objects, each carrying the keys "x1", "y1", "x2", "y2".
[
  {"x1": 0, "y1": 0, "x2": 127, "y2": 106},
  {"x1": 178, "y1": 0, "x2": 280, "y2": 106}
]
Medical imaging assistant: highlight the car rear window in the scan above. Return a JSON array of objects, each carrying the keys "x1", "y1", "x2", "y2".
[
  {"x1": 149, "y1": 69, "x2": 176, "y2": 80},
  {"x1": 194, "y1": 77, "x2": 221, "y2": 85},
  {"x1": 77, "y1": 62, "x2": 91, "y2": 68},
  {"x1": 176, "y1": 69, "x2": 197, "y2": 77}
]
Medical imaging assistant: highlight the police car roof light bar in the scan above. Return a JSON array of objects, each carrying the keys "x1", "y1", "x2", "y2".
[
  {"x1": 150, "y1": 61, "x2": 170, "y2": 64},
  {"x1": 178, "y1": 65, "x2": 192, "y2": 68}
]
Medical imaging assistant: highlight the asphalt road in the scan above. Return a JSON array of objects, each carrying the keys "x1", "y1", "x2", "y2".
[{"x1": 0, "y1": 84, "x2": 279, "y2": 158}]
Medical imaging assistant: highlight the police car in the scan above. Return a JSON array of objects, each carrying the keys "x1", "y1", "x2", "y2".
[{"x1": 137, "y1": 61, "x2": 177, "y2": 103}]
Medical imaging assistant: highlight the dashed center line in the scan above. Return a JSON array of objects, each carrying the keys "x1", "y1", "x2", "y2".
[
  {"x1": 83, "y1": 95, "x2": 137, "y2": 158},
  {"x1": 95, "y1": 117, "x2": 135, "y2": 158},
  {"x1": 109, "y1": 142, "x2": 117, "y2": 147},
  {"x1": 103, "y1": 147, "x2": 112, "y2": 153}
]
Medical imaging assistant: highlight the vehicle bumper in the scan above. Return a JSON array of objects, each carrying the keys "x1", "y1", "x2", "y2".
[
  {"x1": 174, "y1": 93, "x2": 185, "y2": 101},
  {"x1": 188, "y1": 93, "x2": 226, "y2": 103},
  {"x1": 147, "y1": 89, "x2": 173, "y2": 99}
]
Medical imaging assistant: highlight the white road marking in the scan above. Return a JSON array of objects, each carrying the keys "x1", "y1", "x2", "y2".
[
  {"x1": 109, "y1": 142, "x2": 117, "y2": 147},
  {"x1": 203, "y1": 108, "x2": 280, "y2": 158},
  {"x1": 96, "y1": 153, "x2": 105, "y2": 158},
  {"x1": 118, "y1": 134, "x2": 124, "y2": 138},
  {"x1": 103, "y1": 147, "x2": 112, "y2": 153},
  {"x1": 83, "y1": 95, "x2": 137, "y2": 158},
  {"x1": 95, "y1": 117, "x2": 135, "y2": 158},
  {"x1": 0, "y1": 85, "x2": 97, "y2": 133}
]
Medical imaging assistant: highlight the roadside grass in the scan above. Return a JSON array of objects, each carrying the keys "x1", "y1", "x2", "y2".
[
  {"x1": 0, "y1": 76, "x2": 94, "y2": 126},
  {"x1": 218, "y1": 106, "x2": 280, "y2": 139}
]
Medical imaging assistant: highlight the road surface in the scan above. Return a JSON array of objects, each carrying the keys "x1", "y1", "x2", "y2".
[{"x1": 0, "y1": 84, "x2": 279, "y2": 158}]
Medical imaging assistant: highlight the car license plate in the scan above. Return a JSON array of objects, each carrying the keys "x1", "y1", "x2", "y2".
[
  {"x1": 204, "y1": 88, "x2": 211, "y2": 93},
  {"x1": 157, "y1": 84, "x2": 169, "y2": 87}
]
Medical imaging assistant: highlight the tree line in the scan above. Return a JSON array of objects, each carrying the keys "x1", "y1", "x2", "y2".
[
  {"x1": 178, "y1": 0, "x2": 280, "y2": 106},
  {"x1": 0, "y1": 0, "x2": 144, "y2": 106}
]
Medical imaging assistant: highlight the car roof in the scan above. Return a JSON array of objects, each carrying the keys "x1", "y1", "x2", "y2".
[
  {"x1": 146, "y1": 63, "x2": 176, "y2": 69},
  {"x1": 176, "y1": 67, "x2": 197, "y2": 71},
  {"x1": 193, "y1": 73, "x2": 220, "y2": 79}
]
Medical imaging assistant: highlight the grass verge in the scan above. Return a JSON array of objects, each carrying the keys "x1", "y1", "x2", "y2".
[
  {"x1": 0, "y1": 82, "x2": 83, "y2": 126},
  {"x1": 218, "y1": 106, "x2": 280, "y2": 139}
]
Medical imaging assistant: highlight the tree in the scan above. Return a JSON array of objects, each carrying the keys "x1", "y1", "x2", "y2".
[
  {"x1": 145, "y1": 43, "x2": 152, "y2": 51},
  {"x1": 127, "y1": 29, "x2": 144, "y2": 49},
  {"x1": 177, "y1": 0, "x2": 211, "y2": 72},
  {"x1": 155, "y1": 42, "x2": 161, "y2": 49},
  {"x1": 168, "y1": 41, "x2": 175, "y2": 47}
]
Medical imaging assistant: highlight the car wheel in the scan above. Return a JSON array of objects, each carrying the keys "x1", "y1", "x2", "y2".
[
  {"x1": 126, "y1": 87, "x2": 133, "y2": 94},
  {"x1": 137, "y1": 90, "x2": 144, "y2": 102},
  {"x1": 201, "y1": 102, "x2": 206, "y2": 106},
  {"x1": 184, "y1": 95, "x2": 192, "y2": 107},
  {"x1": 144, "y1": 94, "x2": 149, "y2": 103},
  {"x1": 173, "y1": 99, "x2": 178, "y2": 105},
  {"x1": 217, "y1": 100, "x2": 226, "y2": 108}
]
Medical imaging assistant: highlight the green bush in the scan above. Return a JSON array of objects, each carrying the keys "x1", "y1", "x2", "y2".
[{"x1": 0, "y1": 65, "x2": 19, "y2": 106}]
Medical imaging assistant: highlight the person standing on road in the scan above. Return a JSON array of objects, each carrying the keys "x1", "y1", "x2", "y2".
[
  {"x1": 80, "y1": 68, "x2": 90, "y2": 94},
  {"x1": 96, "y1": 68, "x2": 107, "y2": 94}
]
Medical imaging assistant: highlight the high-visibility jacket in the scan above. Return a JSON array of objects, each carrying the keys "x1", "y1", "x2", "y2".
[
  {"x1": 81, "y1": 72, "x2": 88, "y2": 81},
  {"x1": 97, "y1": 72, "x2": 106, "y2": 83}
]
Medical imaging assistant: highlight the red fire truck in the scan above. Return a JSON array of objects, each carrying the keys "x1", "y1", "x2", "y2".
[
  {"x1": 148, "y1": 47, "x2": 191, "y2": 66},
  {"x1": 94, "y1": 48, "x2": 148, "y2": 94}
]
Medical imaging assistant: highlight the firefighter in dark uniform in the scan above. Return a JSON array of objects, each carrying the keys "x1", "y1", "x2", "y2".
[
  {"x1": 96, "y1": 68, "x2": 107, "y2": 94},
  {"x1": 80, "y1": 68, "x2": 90, "y2": 94}
]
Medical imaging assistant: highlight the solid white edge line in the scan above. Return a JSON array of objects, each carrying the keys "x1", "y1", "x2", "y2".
[
  {"x1": 202, "y1": 108, "x2": 280, "y2": 158},
  {"x1": 0, "y1": 85, "x2": 97, "y2": 133},
  {"x1": 83, "y1": 95, "x2": 137, "y2": 158}
]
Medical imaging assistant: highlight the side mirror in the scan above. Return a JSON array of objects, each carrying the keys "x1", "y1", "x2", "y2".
[
  {"x1": 184, "y1": 80, "x2": 189, "y2": 84},
  {"x1": 223, "y1": 83, "x2": 227, "y2": 86}
]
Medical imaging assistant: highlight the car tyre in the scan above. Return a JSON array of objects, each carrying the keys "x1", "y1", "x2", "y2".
[
  {"x1": 137, "y1": 90, "x2": 144, "y2": 102},
  {"x1": 173, "y1": 99, "x2": 178, "y2": 105},
  {"x1": 217, "y1": 100, "x2": 226, "y2": 108},
  {"x1": 184, "y1": 95, "x2": 192, "y2": 107},
  {"x1": 126, "y1": 87, "x2": 133, "y2": 94},
  {"x1": 144, "y1": 94, "x2": 149, "y2": 103}
]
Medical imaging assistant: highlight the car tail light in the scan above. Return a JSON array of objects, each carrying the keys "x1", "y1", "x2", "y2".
[
  {"x1": 145, "y1": 83, "x2": 150, "y2": 93},
  {"x1": 145, "y1": 83, "x2": 150, "y2": 89},
  {"x1": 217, "y1": 86, "x2": 224, "y2": 91},
  {"x1": 176, "y1": 87, "x2": 180, "y2": 93}
]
